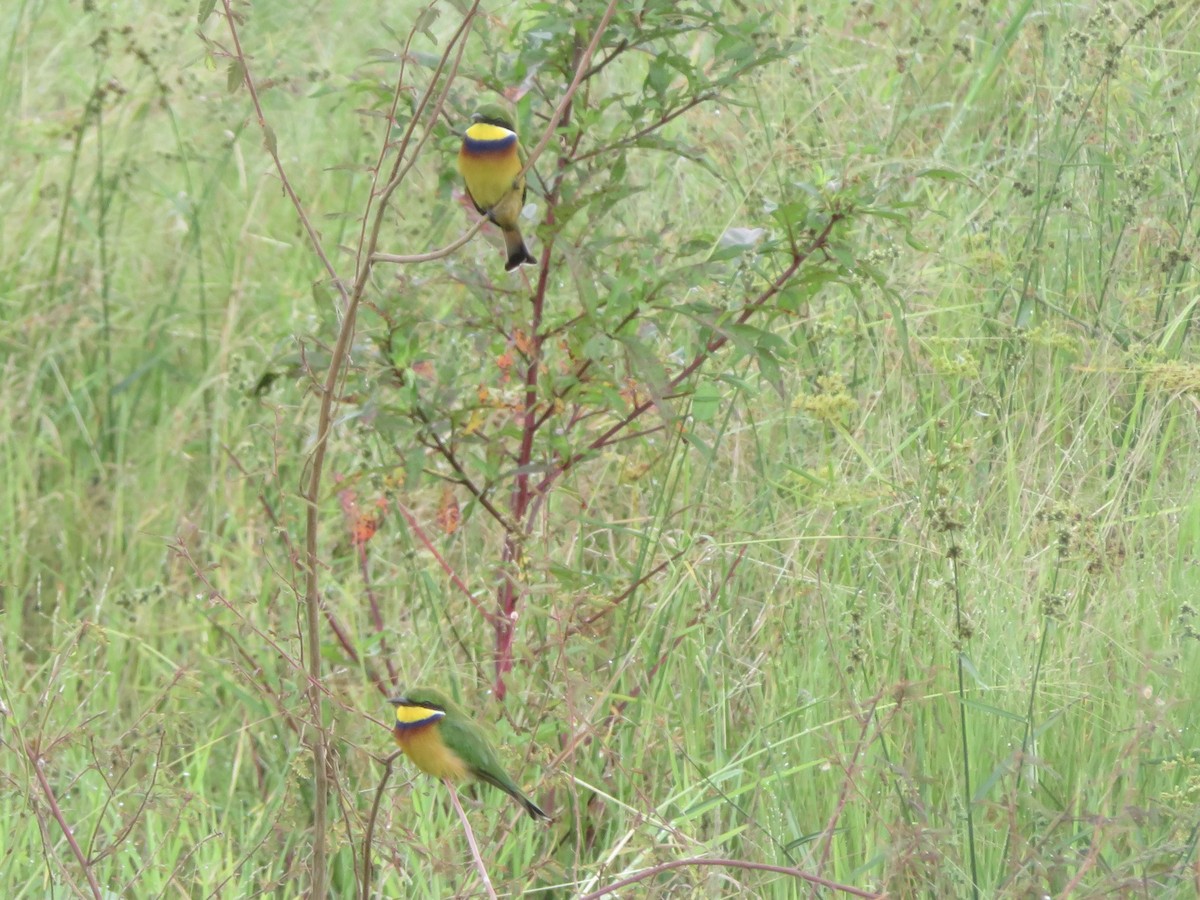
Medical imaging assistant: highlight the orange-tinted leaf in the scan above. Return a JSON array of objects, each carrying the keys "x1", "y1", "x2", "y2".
[
  {"x1": 513, "y1": 329, "x2": 534, "y2": 355},
  {"x1": 436, "y1": 485, "x2": 461, "y2": 535},
  {"x1": 351, "y1": 514, "x2": 379, "y2": 545},
  {"x1": 337, "y1": 478, "x2": 386, "y2": 546}
]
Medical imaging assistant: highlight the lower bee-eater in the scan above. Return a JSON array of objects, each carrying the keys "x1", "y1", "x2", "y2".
[
  {"x1": 390, "y1": 687, "x2": 550, "y2": 821},
  {"x1": 457, "y1": 104, "x2": 537, "y2": 272}
]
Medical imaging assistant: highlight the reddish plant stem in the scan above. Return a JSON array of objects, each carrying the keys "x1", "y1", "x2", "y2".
[
  {"x1": 495, "y1": 256, "x2": 550, "y2": 696},
  {"x1": 817, "y1": 694, "x2": 881, "y2": 871},
  {"x1": 492, "y1": 4, "x2": 619, "y2": 698},
  {"x1": 27, "y1": 742, "x2": 104, "y2": 900},
  {"x1": 572, "y1": 548, "x2": 685, "y2": 634},
  {"x1": 395, "y1": 501, "x2": 497, "y2": 626}
]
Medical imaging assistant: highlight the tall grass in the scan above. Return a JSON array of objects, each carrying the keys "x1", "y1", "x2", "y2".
[{"x1": 1, "y1": 0, "x2": 1198, "y2": 897}]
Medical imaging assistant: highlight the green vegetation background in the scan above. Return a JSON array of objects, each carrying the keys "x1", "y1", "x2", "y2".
[{"x1": 2, "y1": 0, "x2": 1198, "y2": 896}]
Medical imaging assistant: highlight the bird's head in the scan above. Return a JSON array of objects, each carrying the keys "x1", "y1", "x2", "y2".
[
  {"x1": 389, "y1": 687, "x2": 455, "y2": 729},
  {"x1": 389, "y1": 686, "x2": 453, "y2": 712},
  {"x1": 470, "y1": 104, "x2": 516, "y2": 132}
]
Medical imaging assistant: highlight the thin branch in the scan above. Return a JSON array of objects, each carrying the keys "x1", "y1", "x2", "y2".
[
  {"x1": 28, "y1": 742, "x2": 104, "y2": 900},
  {"x1": 372, "y1": 8, "x2": 479, "y2": 222},
  {"x1": 544, "y1": 547, "x2": 745, "y2": 775},
  {"x1": 394, "y1": 501, "x2": 499, "y2": 625},
  {"x1": 818, "y1": 694, "x2": 882, "y2": 871},
  {"x1": 218, "y1": 0, "x2": 345, "y2": 302},
  {"x1": 528, "y1": 217, "x2": 842, "y2": 520},
  {"x1": 512, "y1": 0, "x2": 621, "y2": 191},
  {"x1": 361, "y1": 751, "x2": 399, "y2": 900},
  {"x1": 445, "y1": 779, "x2": 498, "y2": 900},
  {"x1": 371, "y1": 218, "x2": 483, "y2": 265},
  {"x1": 568, "y1": 92, "x2": 715, "y2": 167},
  {"x1": 550, "y1": 547, "x2": 687, "y2": 643},
  {"x1": 412, "y1": 408, "x2": 519, "y2": 533}
]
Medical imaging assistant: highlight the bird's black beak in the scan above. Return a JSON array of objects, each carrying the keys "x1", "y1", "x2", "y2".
[{"x1": 387, "y1": 696, "x2": 407, "y2": 706}]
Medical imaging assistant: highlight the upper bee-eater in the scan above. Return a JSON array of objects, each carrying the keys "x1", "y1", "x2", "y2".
[{"x1": 457, "y1": 103, "x2": 537, "y2": 271}]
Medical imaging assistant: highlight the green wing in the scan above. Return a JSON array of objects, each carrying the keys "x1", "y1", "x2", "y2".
[
  {"x1": 438, "y1": 712, "x2": 549, "y2": 819},
  {"x1": 438, "y1": 714, "x2": 522, "y2": 797}
]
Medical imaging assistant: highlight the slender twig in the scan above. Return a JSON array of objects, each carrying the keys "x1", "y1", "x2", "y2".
[
  {"x1": 527, "y1": 219, "x2": 840, "y2": 526},
  {"x1": 817, "y1": 694, "x2": 882, "y2": 871},
  {"x1": 544, "y1": 548, "x2": 746, "y2": 775},
  {"x1": 371, "y1": 8, "x2": 480, "y2": 234},
  {"x1": 511, "y1": 0, "x2": 621, "y2": 192},
  {"x1": 85, "y1": 719, "x2": 170, "y2": 864},
  {"x1": 411, "y1": 407, "x2": 519, "y2": 533},
  {"x1": 950, "y1": 550, "x2": 981, "y2": 900},
  {"x1": 27, "y1": 742, "x2": 104, "y2": 900},
  {"x1": 394, "y1": 501, "x2": 498, "y2": 625},
  {"x1": 571, "y1": 549, "x2": 686, "y2": 633},
  {"x1": 568, "y1": 92, "x2": 715, "y2": 166},
  {"x1": 361, "y1": 751, "x2": 400, "y2": 900},
  {"x1": 444, "y1": 779, "x2": 498, "y2": 900},
  {"x1": 578, "y1": 857, "x2": 883, "y2": 899},
  {"x1": 372, "y1": 219, "x2": 483, "y2": 265},
  {"x1": 218, "y1": 0, "x2": 345, "y2": 301}
]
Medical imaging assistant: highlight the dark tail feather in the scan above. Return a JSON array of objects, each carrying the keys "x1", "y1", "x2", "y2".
[
  {"x1": 503, "y1": 229, "x2": 537, "y2": 271},
  {"x1": 475, "y1": 768, "x2": 551, "y2": 821},
  {"x1": 520, "y1": 795, "x2": 552, "y2": 822}
]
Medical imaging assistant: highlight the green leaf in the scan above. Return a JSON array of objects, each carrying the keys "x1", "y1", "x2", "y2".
[
  {"x1": 958, "y1": 654, "x2": 989, "y2": 688},
  {"x1": 226, "y1": 59, "x2": 245, "y2": 94},
  {"x1": 405, "y1": 446, "x2": 426, "y2": 490},
  {"x1": 962, "y1": 698, "x2": 1026, "y2": 724},
  {"x1": 619, "y1": 334, "x2": 675, "y2": 422},
  {"x1": 311, "y1": 280, "x2": 333, "y2": 310},
  {"x1": 691, "y1": 382, "x2": 720, "y2": 422},
  {"x1": 914, "y1": 167, "x2": 980, "y2": 189},
  {"x1": 197, "y1": 0, "x2": 217, "y2": 24},
  {"x1": 646, "y1": 56, "x2": 672, "y2": 98},
  {"x1": 414, "y1": 6, "x2": 440, "y2": 41},
  {"x1": 682, "y1": 430, "x2": 714, "y2": 461},
  {"x1": 755, "y1": 345, "x2": 782, "y2": 387}
]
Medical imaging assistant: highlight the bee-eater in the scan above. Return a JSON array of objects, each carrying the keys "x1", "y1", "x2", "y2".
[
  {"x1": 390, "y1": 687, "x2": 550, "y2": 821},
  {"x1": 457, "y1": 104, "x2": 537, "y2": 272}
]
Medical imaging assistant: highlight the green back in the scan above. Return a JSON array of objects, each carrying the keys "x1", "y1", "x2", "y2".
[{"x1": 402, "y1": 687, "x2": 522, "y2": 794}]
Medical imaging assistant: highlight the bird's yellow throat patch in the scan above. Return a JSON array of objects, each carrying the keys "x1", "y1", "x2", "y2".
[
  {"x1": 393, "y1": 705, "x2": 445, "y2": 729},
  {"x1": 465, "y1": 122, "x2": 516, "y2": 143},
  {"x1": 392, "y1": 707, "x2": 470, "y2": 781},
  {"x1": 461, "y1": 122, "x2": 518, "y2": 159}
]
